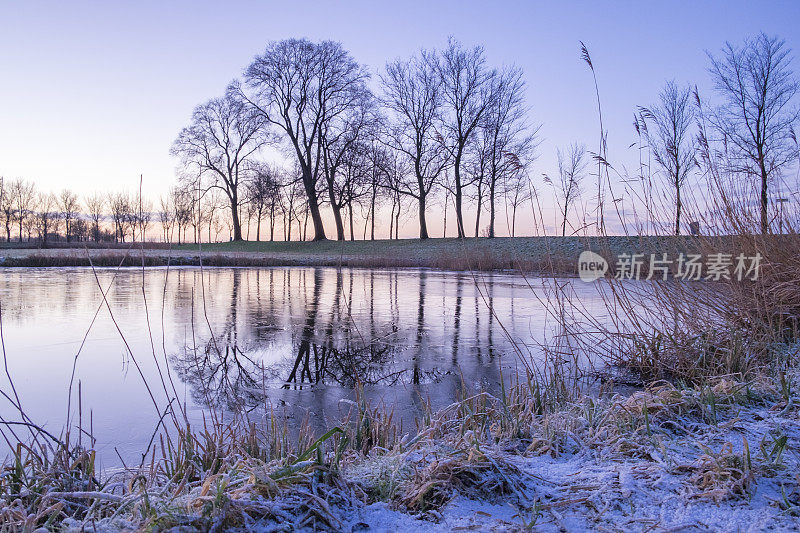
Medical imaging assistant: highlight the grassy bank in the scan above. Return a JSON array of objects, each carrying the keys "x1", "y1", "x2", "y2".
[
  {"x1": 1, "y1": 372, "x2": 798, "y2": 531},
  {"x1": 0, "y1": 236, "x2": 693, "y2": 272}
]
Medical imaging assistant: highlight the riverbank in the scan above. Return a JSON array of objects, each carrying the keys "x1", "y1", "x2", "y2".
[
  {"x1": 5, "y1": 370, "x2": 798, "y2": 532},
  {"x1": 0, "y1": 236, "x2": 694, "y2": 272}
]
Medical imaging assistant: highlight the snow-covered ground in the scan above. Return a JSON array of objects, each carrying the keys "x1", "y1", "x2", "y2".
[
  {"x1": 52, "y1": 375, "x2": 800, "y2": 533},
  {"x1": 314, "y1": 381, "x2": 800, "y2": 532}
]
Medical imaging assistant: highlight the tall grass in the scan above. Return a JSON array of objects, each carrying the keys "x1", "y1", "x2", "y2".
[{"x1": 546, "y1": 91, "x2": 800, "y2": 384}]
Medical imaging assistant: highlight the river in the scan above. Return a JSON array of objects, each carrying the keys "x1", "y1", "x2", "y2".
[{"x1": 0, "y1": 266, "x2": 609, "y2": 465}]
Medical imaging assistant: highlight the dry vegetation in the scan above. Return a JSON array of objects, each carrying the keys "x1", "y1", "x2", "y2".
[{"x1": 0, "y1": 368, "x2": 797, "y2": 531}]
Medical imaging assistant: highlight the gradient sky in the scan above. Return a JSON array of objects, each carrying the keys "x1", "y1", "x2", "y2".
[{"x1": 0, "y1": 1, "x2": 798, "y2": 237}]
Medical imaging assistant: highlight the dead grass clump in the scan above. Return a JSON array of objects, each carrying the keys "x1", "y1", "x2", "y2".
[
  {"x1": 0, "y1": 439, "x2": 106, "y2": 531},
  {"x1": 677, "y1": 442, "x2": 755, "y2": 502},
  {"x1": 579, "y1": 233, "x2": 800, "y2": 385},
  {"x1": 399, "y1": 446, "x2": 535, "y2": 513}
]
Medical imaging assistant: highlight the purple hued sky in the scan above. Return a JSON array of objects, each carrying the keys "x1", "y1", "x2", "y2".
[{"x1": 0, "y1": 1, "x2": 798, "y2": 237}]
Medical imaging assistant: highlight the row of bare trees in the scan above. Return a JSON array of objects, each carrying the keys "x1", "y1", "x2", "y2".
[
  {"x1": 171, "y1": 38, "x2": 540, "y2": 241},
  {"x1": 0, "y1": 179, "x2": 90, "y2": 243},
  {"x1": 0, "y1": 178, "x2": 208, "y2": 244},
  {"x1": 0, "y1": 171, "x2": 356, "y2": 245},
  {"x1": 172, "y1": 33, "x2": 798, "y2": 241}
]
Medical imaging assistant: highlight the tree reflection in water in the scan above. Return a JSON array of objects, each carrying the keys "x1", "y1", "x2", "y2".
[
  {"x1": 0, "y1": 266, "x2": 548, "y2": 452},
  {"x1": 172, "y1": 268, "x2": 408, "y2": 410},
  {"x1": 171, "y1": 269, "x2": 267, "y2": 410}
]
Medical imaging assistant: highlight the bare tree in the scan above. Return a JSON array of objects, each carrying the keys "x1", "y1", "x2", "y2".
[
  {"x1": 246, "y1": 163, "x2": 282, "y2": 241},
  {"x1": 171, "y1": 187, "x2": 194, "y2": 244},
  {"x1": 202, "y1": 189, "x2": 226, "y2": 243},
  {"x1": 212, "y1": 211, "x2": 225, "y2": 242},
  {"x1": 134, "y1": 197, "x2": 153, "y2": 242},
  {"x1": 707, "y1": 33, "x2": 800, "y2": 234},
  {"x1": 158, "y1": 194, "x2": 174, "y2": 243},
  {"x1": 85, "y1": 193, "x2": 105, "y2": 242},
  {"x1": 639, "y1": 81, "x2": 696, "y2": 235},
  {"x1": 278, "y1": 177, "x2": 305, "y2": 241},
  {"x1": 545, "y1": 143, "x2": 588, "y2": 237},
  {"x1": 12, "y1": 179, "x2": 36, "y2": 242},
  {"x1": 59, "y1": 189, "x2": 80, "y2": 242},
  {"x1": 241, "y1": 39, "x2": 370, "y2": 241},
  {"x1": 320, "y1": 99, "x2": 376, "y2": 240},
  {"x1": 108, "y1": 192, "x2": 132, "y2": 242},
  {"x1": 71, "y1": 218, "x2": 88, "y2": 242},
  {"x1": 342, "y1": 140, "x2": 375, "y2": 240},
  {"x1": 171, "y1": 89, "x2": 268, "y2": 241},
  {"x1": 479, "y1": 66, "x2": 538, "y2": 237},
  {"x1": 35, "y1": 192, "x2": 58, "y2": 244},
  {"x1": 467, "y1": 136, "x2": 489, "y2": 236},
  {"x1": 380, "y1": 51, "x2": 449, "y2": 238},
  {"x1": 504, "y1": 169, "x2": 532, "y2": 237},
  {"x1": 186, "y1": 184, "x2": 201, "y2": 243},
  {"x1": 0, "y1": 177, "x2": 14, "y2": 242},
  {"x1": 363, "y1": 141, "x2": 391, "y2": 240},
  {"x1": 436, "y1": 38, "x2": 496, "y2": 238},
  {"x1": 319, "y1": 91, "x2": 376, "y2": 241}
]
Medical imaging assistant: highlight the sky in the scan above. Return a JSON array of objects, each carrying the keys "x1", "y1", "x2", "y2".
[{"x1": 0, "y1": 1, "x2": 798, "y2": 238}]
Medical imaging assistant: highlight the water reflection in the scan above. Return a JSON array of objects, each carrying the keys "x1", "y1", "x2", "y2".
[
  {"x1": 173, "y1": 268, "x2": 434, "y2": 411},
  {"x1": 168, "y1": 267, "x2": 525, "y2": 402},
  {"x1": 0, "y1": 266, "x2": 606, "y2": 464}
]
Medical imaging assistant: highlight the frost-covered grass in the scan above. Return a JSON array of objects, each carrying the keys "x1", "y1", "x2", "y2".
[{"x1": 2, "y1": 371, "x2": 798, "y2": 532}]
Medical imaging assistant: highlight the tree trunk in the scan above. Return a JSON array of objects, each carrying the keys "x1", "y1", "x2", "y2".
[
  {"x1": 418, "y1": 193, "x2": 429, "y2": 239},
  {"x1": 675, "y1": 180, "x2": 681, "y2": 236},
  {"x1": 759, "y1": 160, "x2": 768, "y2": 234},
  {"x1": 389, "y1": 198, "x2": 395, "y2": 239},
  {"x1": 370, "y1": 189, "x2": 376, "y2": 240},
  {"x1": 454, "y1": 152, "x2": 466, "y2": 238},
  {"x1": 395, "y1": 200, "x2": 400, "y2": 239},
  {"x1": 270, "y1": 201, "x2": 276, "y2": 241},
  {"x1": 455, "y1": 185, "x2": 465, "y2": 238},
  {"x1": 512, "y1": 205, "x2": 518, "y2": 237},
  {"x1": 348, "y1": 203, "x2": 354, "y2": 241},
  {"x1": 488, "y1": 180, "x2": 496, "y2": 238},
  {"x1": 474, "y1": 195, "x2": 482, "y2": 237},
  {"x1": 331, "y1": 202, "x2": 345, "y2": 241},
  {"x1": 443, "y1": 192, "x2": 448, "y2": 237},
  {"x1": 230, "y1": 194, "x2": 243, "y2": 241},
  {"x1": 302, "y1": 167, "x2": 326, "y2": 240}
]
